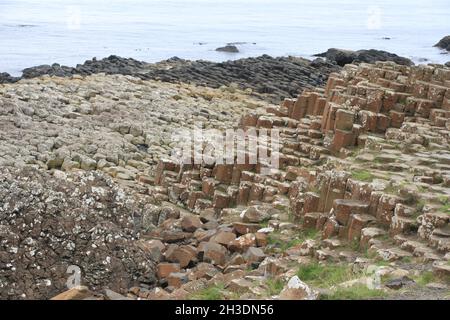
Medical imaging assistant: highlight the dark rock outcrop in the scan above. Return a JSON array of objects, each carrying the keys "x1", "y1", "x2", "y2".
[
  {"x1": 315, "y1": 48, "x2": 413, "y2": 66},
  {"x1": 21, "y1": 56, "x2": 149, "y2": 79},
  {"x1": 434, "y1": 36, "x2": 450, "y2": 51},
  {"x1": 22, "y1": 63, "x2": 75, "y2": 79},
  {"x1": 1, "y1": 55, "x2": 340, "y2": 103},
  {"x1": 0, "y1": 167, "x2": 156, "y2": 299},
  {"x1": 0, "y1": 72, "x2": 19, "y2": 83},
  {"x1": 141, "y1": 55, "x2": 340, "y2": 103},
  {"x1": 216, "y1": 45, "x2": 239, "y2": 53}
]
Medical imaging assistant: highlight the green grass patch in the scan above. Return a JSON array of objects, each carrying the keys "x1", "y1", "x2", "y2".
[
  {"x1": 275, "y1": 238, "x2": 302, "y2": 251},
  {"x1": 259, "y1": 220, "x2": 270, "y2": 228},
  {"x1": 400, "y1": 256, "x2": 412, "y2": 263},
  {"x1": 268, "y1": 228, "x2": 320, "y2": 252},
  {"x1": 297, "y1": 261, "x2": 388, "y2": 300},
  {"x1": 373, "y1": 259, "x2": 390, "y2": 267},
  {"x1": 363, "y1": 248, "x2": 378, "y2": 260},
  {"x1": 299, "y1": 228, "x2": 320, "y2": 241},
  {"x1": 414, "y1": 271, "x2": 436, "y2": 286},
  {"x1": 308, "y1": 186, "x2": 320, "y2": 194},
  {"x1": 438, "y1": 201, "x2": 450, "y2": 214},
  {"x1": 351, "y1": 170, "x2": 375, "y2": 182},
  {"x1": 265, "y1": 278, "x2": 284, "y2": 296},
  {"x1": 383, "y1": 185, "x2": 398, "y2": 195},
  {"x1": 190, "y1": 283, "x2": 225, "y2": 300},
  {"x1": 296, "y1": 261, "x2": 355, "y2": 288},
  {"x1": 416, "y1": 200, "x2": 426, "y2": 213},
  {"x1": 321, "y1": 284, "x2": 387, "y2": 300},
  {"x1": 350, "y1": 239, "x2": 361, "y2": 252}
]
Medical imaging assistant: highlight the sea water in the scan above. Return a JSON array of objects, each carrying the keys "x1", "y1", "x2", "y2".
[{"x1": 0, "y1": 0, "x2": 449, "y2": 76}]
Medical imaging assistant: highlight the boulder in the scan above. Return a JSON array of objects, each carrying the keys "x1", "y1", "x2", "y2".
[
  {"x1": 216, "y1": 45, "x2": 239, "y2": 53},
  {"x1": 165, "y1": 245, "x2": 197, "y2": 268},
  {"x1": 201, "y1": 242, "x2": 228, "y2": 266},
  {"x1": 314, "y1": 48, "x2": 356, "y2": 66},
  {"x1": 228, "y1": 233, "x2": 257, "y2": 253},
  {"x1": 136, "y1": 239, "x2": 165, "y2": 262},
  {"x1": 314, "y1": 48, "x2": 413, "y2": 66},
  {"x1": 50, "y1": 286, "x2": 95, "y2": 300},
  {"x1": 0, "y1": 72, "x2": 20, "y2": 84},
  {"x1": 241, "y1": 206, "x2": 271, "y2": 223},
  {"x1": 181, "y1": 215, "x2": 203, "y2": 232},
  {"x1": 105, "y1": 289, "x2": 132, "y2": 300},
  {"x1": 243, "y1": 247, "x2": 266, "y2": 263},
  {"x1": 226, "y1": 279, "x2": 253, "y2": 293},
  {"x1": 156, "y1": 263, "x2": 181, "y2": 279},
  {"x1": 233, "y1": 222, "x2": 260, "y2": 235},
  {"x1": 384, "y1": 276, "x2": 415, "y2": 290},
  {"x1": 278, "y1": 276, "x2": 318, "y2": 300},
  {"x1": 167, "y1": 272, "x2": 189, "y2": 288},
  {"x1": 210, "y1": 231, "x2": 236, "y2": 246},
  {"x1": 434, "y1": 36, "x2": 450, "y2": 51}
]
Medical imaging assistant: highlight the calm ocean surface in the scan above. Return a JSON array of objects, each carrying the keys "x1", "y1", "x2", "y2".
[{"x1": 0, "y1": 0, "x2": 449, "y2": 76}]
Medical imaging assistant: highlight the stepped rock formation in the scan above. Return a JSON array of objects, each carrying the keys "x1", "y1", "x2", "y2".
[
  {"x1": 1, "y1": 60, "x2": 449, "y2": 300},
  {"x1": 149, "y1": 61, "x2": 450, "y2": 299}
]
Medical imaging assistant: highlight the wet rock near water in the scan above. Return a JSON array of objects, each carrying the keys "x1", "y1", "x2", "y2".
[
  {"x1": 141, "y1": 55, "x2": 340, "y2": 103},
  {"x1": 314, "y1": 48, "x2": 413, "y2": 66},
  {"x1": 216, "y1": 45, "x2": 239, "y2": 53},
  {"x1": 1, "y1": 55, "x2": 340, "y2": 103},
  {"x1": 434, "y1": 36, "x2": 450, "y2": 52},
  {"x1": 0, "y1": 72, "x2": 20, "y2": 84}
]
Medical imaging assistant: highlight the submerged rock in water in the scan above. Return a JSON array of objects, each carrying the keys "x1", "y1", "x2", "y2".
[{"x1": 215, "y1": 45, "x2": 239, "y2": 53}]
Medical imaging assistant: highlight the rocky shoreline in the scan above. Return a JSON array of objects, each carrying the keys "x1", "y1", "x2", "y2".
[
  {"x1": 0, "y1": 48, "x2": 424, "y2": 104},
  {"x1": 0, "y1": 54, "x2": 449, "y2": 300}
]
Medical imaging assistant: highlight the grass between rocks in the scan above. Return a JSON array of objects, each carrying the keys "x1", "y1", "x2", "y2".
[
  {"x1": 413, "y1": 271, "x2": 437, "y2": 286},
  {"x1": 438, "y1": 199, "x2": 450, "y2": 214},
  {"x1": 190, "y1": 283, "x2": 225, "y2": 300},
  {"x1": 321, "y1": 284, "x2": 387, "y2": 300},
  {"x1": 297, "y1": 260, "x2": 386, "y2": 300},
  {"x1": 265, "y1": 278, "x2": 284, "y2": 296},
  {"x1": 268, "y1": 228, "x2": 320, "y2": 252},
  {"x1": 351, "y1": 170, "x2": 375, "y2": 182},
  {"x1": 297, "y1": 261, "x2": 354, "y2": 288},
  {"x1": 267, "y1": 235, "x2": 301, "y2": 252}
]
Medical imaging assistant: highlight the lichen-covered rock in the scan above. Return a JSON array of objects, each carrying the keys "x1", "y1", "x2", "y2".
[{"x1": 0, "y1": 167, "x2": 156, "y2": 299}]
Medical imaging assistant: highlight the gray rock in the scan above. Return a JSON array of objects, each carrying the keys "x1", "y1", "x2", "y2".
[
  {"x1": 384, "y1": 276, "x2": 415, "y2": 290},
  {"x1": 216, "y1": 45, "x2": 239, "y2": 53},
  {"x1": 434, "y1": 36, "x2": 450, "y2": 51},
  {"x1": 314, "y1": 48, "x2": 413, "y2": 66}
]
